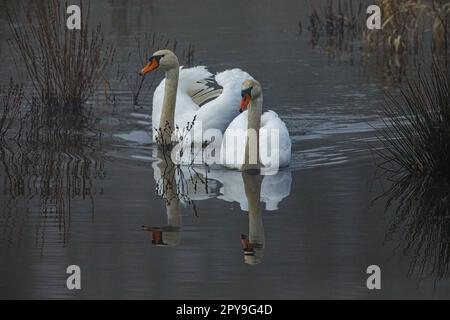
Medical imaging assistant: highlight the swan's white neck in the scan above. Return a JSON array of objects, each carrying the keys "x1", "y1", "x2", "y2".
[
  {"x1": 244, "y1": 95, "x2": 263, "y2": 171},
  {"x1": 158, "y1": 67, "x2": 179, "y2": 144}
]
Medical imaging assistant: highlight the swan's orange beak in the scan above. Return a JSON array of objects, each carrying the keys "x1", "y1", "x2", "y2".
[
  {"x1": 139, "y1": 58, "x2": 159, "y2": 76},
  {"x1": 240, "y1": 93, "x2": 251, "y2": 113}
]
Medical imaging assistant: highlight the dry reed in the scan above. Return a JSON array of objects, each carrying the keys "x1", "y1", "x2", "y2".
[{"x1": 6, "y1": 0, "x2": 115, "y2": 108}]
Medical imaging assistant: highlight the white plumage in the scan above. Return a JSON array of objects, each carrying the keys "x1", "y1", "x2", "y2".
[
  {"x1": 140, "y1": 50, "x2": 291, "y2": 171},
  {"x1": 152, "y1": 66, "x2": 252, "y2": 142}
]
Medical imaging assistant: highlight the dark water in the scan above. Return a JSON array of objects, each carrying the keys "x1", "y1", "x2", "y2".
[{"x1": 0, "y1": 0, "x2": 449, "y2": 299}]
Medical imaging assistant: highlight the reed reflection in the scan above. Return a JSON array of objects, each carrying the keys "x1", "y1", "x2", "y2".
[
  {"x1": 382, "y1": 175, "x2": 450, "y2": 281},
  {"x1": 0, "y1": 105, "x2": 105, "y2": 249}
]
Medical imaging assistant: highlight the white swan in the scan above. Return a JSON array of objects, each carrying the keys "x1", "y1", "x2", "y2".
[
  {"x1": 220, "y1": 79, "x2": 291, "y2": 172},
  {"x1": 139, "y1": 49, "x2": 252, "y2": 145}
]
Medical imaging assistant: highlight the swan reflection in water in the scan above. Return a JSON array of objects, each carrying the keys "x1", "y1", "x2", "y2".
[
  {"x1": 240, "y1": 173, "x2": 265, "y2": 265},
  {"x1": 143, "y1": 150, "x2": 292, "y2": 264},
  {"x1": 142, "y1": 149, "x2": 221, "y2": 246},
  {"x1": 210, "y1": 170, "x2": 291, "y2": 265},
  {"x1": 142, "y1": 153, "x2": 181, "y2": 247}
]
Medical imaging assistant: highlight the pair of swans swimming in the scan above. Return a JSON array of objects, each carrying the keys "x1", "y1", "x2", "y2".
[{"x1": 139, "y1": 49, "x2": 291, "y2": 171}]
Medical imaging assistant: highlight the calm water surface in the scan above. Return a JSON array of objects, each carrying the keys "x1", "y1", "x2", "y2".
[{"x1": 0, "y1": 0, "x2": 449, "y2": 299}]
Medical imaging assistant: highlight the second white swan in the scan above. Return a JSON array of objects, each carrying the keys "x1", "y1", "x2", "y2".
[{"x1": 220, "y1": 79, "x2": 291, "y2": 172}]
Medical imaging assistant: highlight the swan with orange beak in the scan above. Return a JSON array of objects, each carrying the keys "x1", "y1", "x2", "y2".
[{"x1": 220, "y1": 79, "x2": 291, "y2": 172}]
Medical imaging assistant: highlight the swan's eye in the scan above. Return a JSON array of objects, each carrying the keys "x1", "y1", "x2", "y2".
[
  {"x1": 150, "y1": 54, "x2": 164, "y2": 62},
  {"x1": 241, "y1": 87, "x2": 253, "y2": 98}
]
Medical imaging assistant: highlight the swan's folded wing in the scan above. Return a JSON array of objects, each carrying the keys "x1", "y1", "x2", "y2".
[
  {"x1": 195, "y1": 68, "x2": 253, "y2": 133},
  {"x1": 190, "y1": 86, "x2": 223, "y2": 106},
  {"x1": 152, "y1": 66, "x2": 217, "y2": 134},
  {"x1": 178, "y1": 66, "x2": 222, "y2": 106},
  {"x1": 153, "y1": 66, "x2": 215, "y2": 114}
]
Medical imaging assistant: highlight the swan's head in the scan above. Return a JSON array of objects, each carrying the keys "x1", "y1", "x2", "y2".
[
  {"x1": 139, "y1": 49, "x2": 179, "y2": 75},
  {"x1": 240, "y1": 79, "x2": 262, "y2": 112}
]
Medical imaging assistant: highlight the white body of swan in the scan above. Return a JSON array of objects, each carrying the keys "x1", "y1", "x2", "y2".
[
  {"x1": 220, "y1": 80, "x2": 291, "y2": 171},
  {"x1": 140, "y1": 49, "x2": 252, "y2": 144}
]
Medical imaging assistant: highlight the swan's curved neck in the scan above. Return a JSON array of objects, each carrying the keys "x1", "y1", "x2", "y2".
[
  {"x1": 244, "y1": 95, "x2": 263, "y2": 171},
  {"x1": 158, "y1": 67, "x2": 179, "y2": 144}
]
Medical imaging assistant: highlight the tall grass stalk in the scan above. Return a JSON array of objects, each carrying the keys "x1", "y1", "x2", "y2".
[
  {"x1": 371, "y1": 0, "x2": 449, "y2": 57},
  {"x1": 6, "y1": 0, "x2": 115, "y2": 108}
]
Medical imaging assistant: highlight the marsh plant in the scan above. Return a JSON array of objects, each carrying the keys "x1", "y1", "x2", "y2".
[
  {"x1": 366, "y1": 0, "x2": 449, "y2": 57},
  {"x1": 6, "y1": 0, "x2": 115, "y2": 108},
  {"x1": 0, "y1": 81, "x2": 24, "y2": 140},
  {"x1": 307, "y1": 0, "x2": 449, "y2": 74},
  {"x1": 308, "y1": 0, "x2": 366, "y2": 53},
  {"x1": 367, "y1": 0, "x2": 449, "y2": 83},
  {"x1": 0, "y1": 0, "x2": 110, "y2": 248},
  {"x1": 154, "y1": 115, "x2": 197, "y2": 153},
  {"x1": 376, "y1": 60, "x2": 450, "y2": 179}
]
